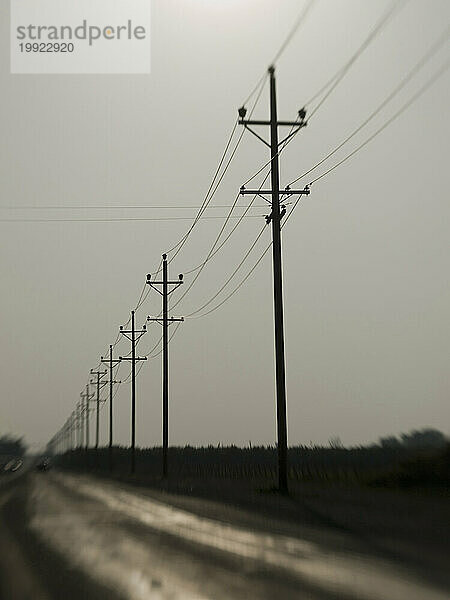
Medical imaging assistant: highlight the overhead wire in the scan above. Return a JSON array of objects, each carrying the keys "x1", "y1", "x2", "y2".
[
  {"x1": 308, "y1": 58, "x2": 450, "y2": 185},
  {"x1": 306, "y1": 0, "x2": 409, "y2": 119},
  {"x1": 165, "y1": 73, "x2": 268, "y2": 271},
  {"x1": 0, "y1": 215, "x2": 264, "y2": 223},
  {"x1": 163, "y1": 119, "x2": 240, "y2": 259},
  {"x1": 186, "y1": 224, "x2": 268, "y2": 317},
  {"x1": 241, "y1": 0, "x2": 317, "y2": 106},
  {"x1": 0, "y1": 204, "x2": 269, "y2": 210},
  {"x1": 288, "y1": 25, "x2": 450, "y2": 187},
  {"x1": 182, "y1": 169, "x2": 270, "y2": 276},
  {"x1": 166, "y1": 80, "x2": 269, "y2": 310}
]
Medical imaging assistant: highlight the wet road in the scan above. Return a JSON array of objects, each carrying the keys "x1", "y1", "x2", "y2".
[{"x1": 0, "y1": 471, "x2": 448, "y2": 600}]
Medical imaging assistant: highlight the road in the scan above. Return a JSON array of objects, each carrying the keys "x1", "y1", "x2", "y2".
[{"x1": 0, "y1": 470, "x2": 448, "y2": 600}]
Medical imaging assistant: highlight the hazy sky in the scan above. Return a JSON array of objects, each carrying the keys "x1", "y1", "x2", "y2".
[{"x1": 1, "y1": 0, "x2": 449, "y2": 451}]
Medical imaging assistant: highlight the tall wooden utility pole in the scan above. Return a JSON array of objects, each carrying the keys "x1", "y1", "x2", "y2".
[
  {"x1": 147, "y1": 254, "x2": 184, "y2": 478},
  {"x1": 120, "y1": 311, "x2": 147, "y2": 474},
  {"x1": 239, "y1": 65, "x2": 310, "y2": 492},
  {"x1": 90, "y1": 369, "x2": 107, "y2": 449},
  {"x1": 101, "y1": 345, "x2": 121, "y2": 471}
]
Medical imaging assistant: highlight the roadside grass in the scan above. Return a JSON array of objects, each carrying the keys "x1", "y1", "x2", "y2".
[{"x1": 54, "y1": 443, "x2": 449, "y2": 494}]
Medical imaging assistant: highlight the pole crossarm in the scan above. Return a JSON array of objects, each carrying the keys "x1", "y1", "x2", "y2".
[
  {"x1": 146, "y1": 260, "x2": 183, "y2": 297},
  {"x1": 147, "y1": 316, "x2": 184, "y2": 326},
  {"x1": 241, "y1": 185, "x2": 310, "y2": 223},
  {"x1": 119, "y1": 329, "x2": 147, "y2": 343},
  {"x1": 240, "y1": 186, "x2": 310, "y2": 196},
  {"x1": 239, "y1": 119, "x2": 305, "y2": 127},
  {"x1": 101, "y1": 358, "x2": 121, "y2": 367},
  {"x1": 238, "y1": 110, "x2": 307, "y2": 148},
  {"x1": 89, "y1": 379, "x2": 108, "y2": 389}
]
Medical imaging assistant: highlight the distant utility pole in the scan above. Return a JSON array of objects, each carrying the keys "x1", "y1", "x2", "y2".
[
  {"x1": 76, "y1": 401, "x2": 83, "y2": 449},
  {"x1": 75, "y1": 402, "x2": 82, "y2": 448},
  {"x1": 81, "y1": 385, "x2": 94, "y2": 451},
  {"x1": 101, "y1": 345, "x2": 122, "y2": 471},
  {"x1": 238, "y1": 65, "x2": 310, "y2": 493},
  {"x1": 69, "y1": 412, "x2": 75, "y2": 450},
  {"x1": 60, "y1": 422, "x2": 67, "y2": 453},
  {"x1": 147, "y1": 254, "x2": 184, "y2": 479},
  {"x1": 90, "y1": 369, "x2": 107, "y2": 449},
  {"x1": 67, "y1": 417, "x2": 73, "y2": 452},
  {"x1": 120, "y1": 310, "x2": 147, "y2": 474}
]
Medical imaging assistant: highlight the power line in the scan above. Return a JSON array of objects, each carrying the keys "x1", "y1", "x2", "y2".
[
  {"x1": 145, "y1": 322, "x2": 182, "y2": 361},
  {"x1": 93, "y1": 257, "x2": 162, "y2": 380},
  {"x1": 272, "y1": 0, "x2": 317, "y2": 64},
  {"x1": 241, "y1": 0, "x2": 317, "y2": 106},
  {"x1": 163, "y1": 119, "x2": 240, "y2": 258},
  {"x1": 288, "y1": 25, "x2": 450, "y2": 187},
  {"x1": 0, "y1": 215, "x2": 264, "y2": 223},
  {"x1": 143, "y1": 334, "x2": 163, "y2": 358},
  {"x1": 165, "y1": 74, "x2": 268, "y2": 266},
  {"x1": 189, "y1": 244, "x2": 271, "y2": 320},
  {"x1": 167, "y1": 192, "x2": 246, "y2": 311},
  {"x1": 308, "y1": 58, "x2": 450, "y2": 185},
  {"x1": 186, "y1": 225, "x2": 268, "y2": 317},
  {"x1": 0, "y1": 204, "x2": 269, "y2": 210},
  {"x1": 182, "y1": 179, "x2": 270, "y2": 276},
  {"x1": 306, "y1": 0, "x2": 408, "y2": 118}
]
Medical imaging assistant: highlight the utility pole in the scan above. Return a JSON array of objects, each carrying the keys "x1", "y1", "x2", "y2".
[
  {"x1": 66, "y1": 418, "x2": 72, "y2": 452},
  {"x1": 70, "y1": 416, "x2": 74, "y2": 451},
  {"x1": 90, "y1": 369, "x2": 107, "y2": 449},
  {"x1": 238, "y1": 65, "x2": 310, "y2": 493},
  {"x1": 101, "y1": 345, "x2": 121, "y2": 471},
  {"x1": 75, "y1": 402, "x2": 81, "y2": 448},
  {"x1": 147, "y1": 254, "x2": 184, "y2": 479},
  {"x1": 81, "y1": 385, "x2": 94, "y2": 451},
  {"x1": 120, "y1": 310, "x2": 147, "y2": 474},
  {"x1": 77, "y1": 401, "x2": 84, "y2": 449}
]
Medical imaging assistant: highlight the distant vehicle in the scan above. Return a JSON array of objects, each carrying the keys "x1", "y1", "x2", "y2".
[
  {"x1": 3, "y1": 459, "x2": 17, "y2": 473},
  {"x1": 10, "y1": 458, "x2": 23, "y2": 472},
  {"x1": 36, "y1": 457, "x2": 51, "y2": 471},
  {"x1": 1, "y1": 458, "x2": 23, "y2": 473}
]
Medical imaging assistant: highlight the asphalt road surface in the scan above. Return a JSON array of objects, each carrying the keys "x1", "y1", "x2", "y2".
[{"x1": 0, "y1": 469, "x2": 448, "y2": 600}]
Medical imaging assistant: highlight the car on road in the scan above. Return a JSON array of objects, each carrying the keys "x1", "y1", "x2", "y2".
[
  {"x1": 10, "y1": 458, "x2": 23, "y2": 472},
  {"x1": 2, "y1": 458, "x2": 23, "y2": 473}
]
